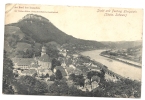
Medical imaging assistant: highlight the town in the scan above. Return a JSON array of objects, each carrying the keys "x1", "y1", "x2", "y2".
[
  {"x1": 11, "y1": 45, "x2": 120, "y2": 92},
  {"x1": 3, "y1": 13, "x2": 142, "y2": 97}
]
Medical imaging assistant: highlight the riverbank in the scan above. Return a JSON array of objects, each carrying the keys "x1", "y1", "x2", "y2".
[
  {"x1": 81, "y1": 50, "x2": 142, "y2": 81},
  {"x1": 100, "y1": 53, "x2": 142, "y2": 68},
  {"x1": 79, "y1": 53, "x2": 126, "y2": 80}
]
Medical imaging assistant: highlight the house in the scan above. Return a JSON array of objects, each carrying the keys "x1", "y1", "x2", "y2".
[
  {"x1": 86, "y1": 63, "x2": 101, "y2": 72},
  {"x1": 59, "y1": 49, "x2": 67, "y2": 57},
  {"x1": 61, "y1": 61, "x2": 66, "y2": 68},
  {"x1": 84, "y1": 79, "x2": 90, "y2": 87},
  {"x1": 12, "y1": 46, "x2": 52, "y2": 70},
  {"x1": 85, "y1": 84, "x2": 92, "y2": 92},
  {"x1": 84, "y1": 77, "x2": 100, "y2": 91},
  {"x1": 20, "y1": 69, "x2": 37, "y2": 77},
  {"x1": 16, "y1": 70, "x2": 22, "y2": 75},
  {"x1": 11, "y1": 58, "x2": 36, "y2": 69},
  {"x1": 91, "y1": 76, "x2": 100, "y2": 83},
  {"x1": 37, "y1": 68, "x2": 53, "y2": 77},
  {"x1": 72, "y1": 54, "x2": 79, "y2": 58},
  {"x1": 76, "y1": 65, "x2": 89, "y2": 76},
  {"x1": 69, "y1": 64, "x2": 76, "y2": 69},
  {"x1": 30, "y1": 63, "x2": 40, "y2": 69},
  {"x1": 66, "y1": 80, "x2": 74, "y2": 87},
  {"x1": 65, "y1": 57, "x2": 73, "y2": 66},
  {"x1": 13, "y1": 69, "x2": 18, "y2": 74},
  {"x1": 11, "y1": 46, "x2": 53, "y2": 79},
  {"x1": 73, "y1": 68, "x2": 82, "y2": 75},
  {"x1": 72, "y1": 58, "x2": 78, "y2": 65},
  {"x1": 91, "y1": 81, "x2": 99, "y2": 90},
  {"x1": 88, "y1": 66, "x2": 101, "y2": 72},
  {"x1": 65, "y1": 67, "x2": 75, "y2": 75},
  {"x1": 83, "y1": 62, "x2": 91, "y2": 66}
]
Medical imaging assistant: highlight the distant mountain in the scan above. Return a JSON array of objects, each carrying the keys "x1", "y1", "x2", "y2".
[
  {"x1": 101, "y1": 41, "x2": 142, "y2": 49},
  {"x1": 5, "y1": 14, "x2": 141, "y2": 52},
  {"x1": 6, "y1": 14, "x2": 105, "y2": 50}
]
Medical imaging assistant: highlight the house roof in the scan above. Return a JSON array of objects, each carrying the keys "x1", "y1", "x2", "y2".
[
  {"x1": 54, "y1": 66, "x2": 67, "y2": 76},
  {"x1": 12, "y1": 58, "x2": 36, "y2": 66},
  {"x1": 39, "y1": 69, "x2": 52, "y2": 72},
  {"x1": 77, "y1": 65, "x2": 89, "y2": 72},
  {"x1": 38, "y1": 54, "x2": 51, "y2": 62},
  {"x1": 38, "y1": 68, "x2": 45, "y2": 72},
  {"x1": 69, "y1": 64, "x2": 76, "y2": 68},
  {"x1": 73, "y1": 68, "x2": 82, "y2": 75},
  {"x1": 89, "y1": 66, "x2": 101, "y2": 70},
  {"x1": 58, "y1": 57, "x2": 64, "y2": 63},
  {"x1": 65, "y1": 58, "x2": 73, "y2": 65},
  {"x1": 30, "y1": 63, "x2": 39, "y2": 68},
  {"x1": 66, "y1": 67, "x2": 74, "y2": 74},
  {"x1": 38, "y1": 69, "x2": 53, "y2": 76},
  {"x1": 76, "y1": 65, "x2": 89, "y2": 75},
  {"x1": 21, "y1": 69, "x2": 37, "y2": 75},
  {"x1": 85, "y1": 79, "x2": 90, "y2": 83},
  {"x1": 12, "y1": 58, "x2": 33, "y2": 63},
  {"x1": 91, "y1": 76, "x2": 100, "y2": 82},
  {"x1": 66, "y1": 80, "x2": 74, "y2": 87}
]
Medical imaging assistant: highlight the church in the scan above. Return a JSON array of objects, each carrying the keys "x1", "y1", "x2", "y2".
[
  {"x1": 12, "y1": 46, "x2": 52, "y2": 77},
  {"x1": 36, "y1": 45, "x2": 51, "y2": 69}
]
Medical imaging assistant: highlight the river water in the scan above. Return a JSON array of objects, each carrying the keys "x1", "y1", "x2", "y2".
[{"x1": 81, "y1": 50, "x2": 142, "y2": 81}]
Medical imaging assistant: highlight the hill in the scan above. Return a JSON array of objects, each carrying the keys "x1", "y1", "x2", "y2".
[
  {"x1": 101, "y1": 41, "x2": 142, "y2": 49},
  {"x1": 6, "y1": 14, "x2": 105, "y2": 51},
  {"x1": 5, "y1": 14, "x2": 142, "y2": 54}
]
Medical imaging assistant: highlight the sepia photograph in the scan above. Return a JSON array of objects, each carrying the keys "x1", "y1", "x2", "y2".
[{"x1": 3, "y1": 3, "x2": 143, "y2": 98}]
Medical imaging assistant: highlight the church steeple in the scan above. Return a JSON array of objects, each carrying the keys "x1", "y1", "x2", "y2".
[{"x1": 41, "y1": 45, "x2": 46, "y2": 56}]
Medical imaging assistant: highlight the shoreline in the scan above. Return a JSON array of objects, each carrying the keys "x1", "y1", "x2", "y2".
[
  {"x1": 79, "y1": 53, "x2": 126, "y2": 80},
  {"x1": 100, "y1": 53, "x2": 142, "y2": 68},
  {"x1": 80, "y1": 49, "x2": 141, "y2": 81}
]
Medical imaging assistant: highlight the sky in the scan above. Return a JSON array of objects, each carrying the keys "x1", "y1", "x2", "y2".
[{"x1": 5, "y1": 4, "x2": 143, "y2": 41}]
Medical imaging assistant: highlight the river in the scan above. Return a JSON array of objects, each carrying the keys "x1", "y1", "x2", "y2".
[{"x1": 81, "y1": 50, "x2": 142, "y2": 81}]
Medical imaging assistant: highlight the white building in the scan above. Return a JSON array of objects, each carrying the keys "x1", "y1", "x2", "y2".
[{"x1": 11, "y1": 46, "x2": 52, "y2": 78}]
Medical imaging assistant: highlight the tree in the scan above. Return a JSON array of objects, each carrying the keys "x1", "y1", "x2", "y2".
[
  {"x1": 45, "y1": 73, "x2": 49, "y2": 78},
  {"x1": 69, "y1": 74, "x2": 85, "y2": 87},
  {"x1": 3, "y1": 50, "x2": 14, "y2": 94},
  {"x1": 3, "y1": 78, "x2": 14, "y2": 94},
  {"x1": 68, "y1": 86, "x2": 84, "y2": 96},
  {"x1": 69, "y1": 73, "x2": 76, "y2": 81},
  {"x1": 16, "y1": 76, "x2": 48, "y2": 95},
  {"x1": 23, "y1": 49, "x2": 34, "y2": 58},
  {"x1": 51, "y1": 58, "x2": 57, "y2": 70},
  {"x1": 46, "y1": 46, "x2": 59, "y2": 58},
  {"x1": 98, "y1": 78, "x2": 141, "y2": 98},
  {"x1": 55, "y1": 70, "x2": 63, "y2": 80},
  {"x1": 50, "y1": 74, "x2": 56, "y2": 81},
  {"x1": 48, "y1": 80, "x2": 69, "y2": 95},
  {"x1": 87, "y1": 71, "x2": 99, "y2": 81},
  {"x1": 98, "y1": 69, "x2": 105, "y2": 82}
]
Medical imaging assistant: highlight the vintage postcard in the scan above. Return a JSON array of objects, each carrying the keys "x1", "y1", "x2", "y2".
[{"x1": 3, "y1": 4, "x2": 143, "y2": 98}]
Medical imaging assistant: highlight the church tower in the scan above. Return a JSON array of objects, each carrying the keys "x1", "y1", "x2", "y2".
[
  {"x1": 38, "y1": 45, "x2": 51, "y2": 69},
  {"x1": 41, "y1": 46, "x2": 47, "y2": 56}
]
